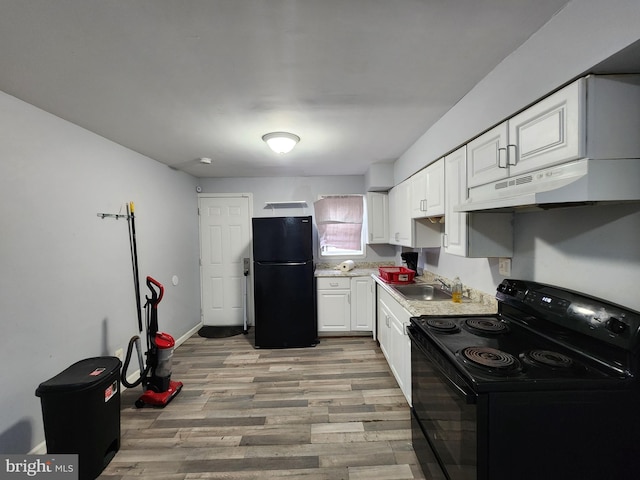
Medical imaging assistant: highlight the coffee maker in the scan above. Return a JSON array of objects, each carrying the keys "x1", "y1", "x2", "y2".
[{"x1": 400, "y1": 252, "x2": 418, "y2": 273}]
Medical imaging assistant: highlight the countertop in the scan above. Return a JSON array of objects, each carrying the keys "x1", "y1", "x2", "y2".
[
  {"x1": 315, "y1": 263, "x2": 498, "y2": 317},
  {"x1": 372, "y1": 273, "x2": 497, "y2": 317},
  {"x1": 315, "y1": 267, "x2": 381, "y2": 278}
]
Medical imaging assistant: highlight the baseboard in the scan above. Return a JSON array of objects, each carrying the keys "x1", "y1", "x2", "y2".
[
  {"x1": 176, "y1": 321, "x2": 203, "y2": 347},
  {"x1": 29, "y1": 442, "x2": 47, "y2": 455}
]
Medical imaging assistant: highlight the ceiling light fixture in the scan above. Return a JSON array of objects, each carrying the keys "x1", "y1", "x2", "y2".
[{"x1": 262, "y1": 132, "x2": 300, "y2": 154}]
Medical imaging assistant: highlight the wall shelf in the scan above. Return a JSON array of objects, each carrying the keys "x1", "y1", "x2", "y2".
[{"x1": 264, "y1": 201, "x2": 308, "y2": 208}]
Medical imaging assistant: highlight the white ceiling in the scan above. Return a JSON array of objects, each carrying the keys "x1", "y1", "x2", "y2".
[{"x1": 0, "y1": 0, "x2": 573, "y2": 178}]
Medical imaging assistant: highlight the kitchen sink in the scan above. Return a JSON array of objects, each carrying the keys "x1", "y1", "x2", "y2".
[{"x1": 390, "y1": 283, "x2": 452, "y2": 301}]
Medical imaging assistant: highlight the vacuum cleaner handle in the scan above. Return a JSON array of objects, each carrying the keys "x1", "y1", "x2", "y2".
[{"x1": 146, "y1": 276, "x2": 164, "y2": 307}]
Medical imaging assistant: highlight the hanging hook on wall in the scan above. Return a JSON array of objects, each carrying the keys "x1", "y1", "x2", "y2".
[{"x1": 97, "y1": 213, "x2": 131, "y2": 220}]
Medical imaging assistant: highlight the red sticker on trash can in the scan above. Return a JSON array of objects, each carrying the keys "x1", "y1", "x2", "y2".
[
  {"x1": 90, "y1": 368, "x2": 106, "y2": 376},
  {"x1": 105, "y1": 381, "x2": 117, "y2": 402}
]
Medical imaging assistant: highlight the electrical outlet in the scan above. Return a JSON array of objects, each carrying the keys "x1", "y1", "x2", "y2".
[
  {"x1": 115, "y1": 348, "x2": 124, "y2": 361},
  {"x1": 499, "y1": 258, "x2": 512, "y2": 276}
]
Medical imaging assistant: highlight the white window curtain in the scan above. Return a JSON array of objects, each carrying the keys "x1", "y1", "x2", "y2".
[{"x1": 314, "y1": 196, "x2": 363, "y2": 250}]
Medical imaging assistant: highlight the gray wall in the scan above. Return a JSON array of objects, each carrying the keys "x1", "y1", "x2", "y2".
[
  {"x1": 4, "y1": 0, "x2": 640, "y2": 455},
  {"x1": 395, "y1": 0, "x2": 640, "y2": 182},
  {"x1": 0, "y1": 91, "x2": 201, "y2": 453},
  {"x1": 398, "y1": 0, "x2": 640, "y2": 310},
  {"x1": 199, "y1": 176, "x2": 397, "y2": 262}
]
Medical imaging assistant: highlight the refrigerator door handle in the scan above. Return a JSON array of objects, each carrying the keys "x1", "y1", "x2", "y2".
[{"x1": 255, "y1": 261, "x2": 309, "y2": 266}]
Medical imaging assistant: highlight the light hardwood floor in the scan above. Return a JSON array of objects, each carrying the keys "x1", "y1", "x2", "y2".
[{"x1": 99, "y1": 331, "x2": 426, "y2": 480}]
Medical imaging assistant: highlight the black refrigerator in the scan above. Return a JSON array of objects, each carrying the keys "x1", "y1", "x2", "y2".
[{"x1": 252, "y1": 216, "x2": 318, "y2": 348}]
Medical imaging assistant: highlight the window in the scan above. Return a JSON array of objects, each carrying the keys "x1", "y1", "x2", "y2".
[{"x1": 314, "y1": 195, "x2": 366, "y2": 258}]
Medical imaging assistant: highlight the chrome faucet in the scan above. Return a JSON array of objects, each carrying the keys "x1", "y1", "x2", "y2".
[{"x1": 436, "y1": 277, "x2": 451, "y2": 291}]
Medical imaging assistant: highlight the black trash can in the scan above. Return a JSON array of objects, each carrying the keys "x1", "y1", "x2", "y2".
[{"x1": 36, "y1": 356, "x2": 122, "y2": 480}]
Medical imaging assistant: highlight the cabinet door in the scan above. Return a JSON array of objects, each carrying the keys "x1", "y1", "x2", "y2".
[
  {"x1": 425, "y1": 158, "x2": 445, "y2": 216},
  {"x1": 389, "y1": 314, "x2": 405, "y2": 395},
  {"x1": 389, "y1": 310, "x2": 411, "y2": 405},
  {"x1": 377, "y1": 294, "x2": 392, "y2": 362},
  {"x1": 444, "y1": 146, "x2": 468, "y2": 257},
  {"x1": 508, "y1": 79, "x2": 584, "y2": 177},
  {"x1": 467, "y1": 123, "x2": 509, "y2": 188},
  {"x1": 351, "y1": 276, "x2": 373, "y2": 331},
  {"x1": 317, "y1": 289, "x2": 350, "y2": 332},
  {"x1": 410, "y1": 168, "x2": 428, "y2": 218},
  {"x1": 366, "y1": 192, "x2": 389, "y2": 244},
  {"x1": 377, "y1": 286, "x2": 412, "y2": 405},
  {"x1": 387, "y1": 186, "x2": 398, "y2": 244},
  {"x1": 388, "y1": 181, "x2": 411, "y2": 245}
]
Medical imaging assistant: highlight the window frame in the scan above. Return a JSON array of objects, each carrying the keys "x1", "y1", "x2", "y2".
[{"x1": 315, "y1": 194, "x2": 367, "y2": 260}]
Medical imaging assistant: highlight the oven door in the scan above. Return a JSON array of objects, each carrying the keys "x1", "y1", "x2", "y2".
[{"x1": 408, "y1": 326, "x2": 478, "y2": 480}]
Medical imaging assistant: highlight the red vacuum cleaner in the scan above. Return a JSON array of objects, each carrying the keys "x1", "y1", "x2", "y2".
[
  {"x1": 120, "y1": 202, "x2": 182, "y2": 407},
  {"x1": 122, "y1": 276, "x2": 183, "y2": 408}
]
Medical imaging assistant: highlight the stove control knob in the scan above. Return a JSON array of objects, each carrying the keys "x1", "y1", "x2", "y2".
[{"x1": 607, "y1": 317, "x2": 628, "y2": 335}]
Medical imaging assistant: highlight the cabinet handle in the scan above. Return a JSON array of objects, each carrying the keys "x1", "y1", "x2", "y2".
[
  {"x1": 498, "y1": 147, "x2": 507, "y2": 168},
  {"x1": 443, "y1": 233, "x2": 448, "y2": 247},
  {"x1": 330, "y1": 282, "x2": 339, "y2": 287},
  {"x1": 507, "y1": 144, "x2": 518, "y2": 166},
  {"x1": 421, "y1": 199, "x2": 427, "y2": 211}
]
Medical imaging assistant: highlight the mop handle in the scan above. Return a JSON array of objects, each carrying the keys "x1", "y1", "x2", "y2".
[{"x1": 128, "y1": 201, "x2": 143, "y2": 333}]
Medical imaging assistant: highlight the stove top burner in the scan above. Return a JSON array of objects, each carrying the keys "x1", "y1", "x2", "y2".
[
  {"x1": 425, "y1": 318, "x2": 460, "y2": 334},
  {"x1": 463, "y1": 317, "x2": 509, "y2": 335},
  {"x1": 521, "y1": 350, "x2": 575, "y2": 369},
  {"x1": 459, "y1": 346, "x2": 522, "y2": 375}
]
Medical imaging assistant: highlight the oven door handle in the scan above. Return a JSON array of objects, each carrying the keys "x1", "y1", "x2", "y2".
[{"x1": 408, "y1": 328, "x2": 477, "y2": 405}]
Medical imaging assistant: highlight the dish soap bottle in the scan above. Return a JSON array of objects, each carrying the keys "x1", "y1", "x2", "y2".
[{"x1": 452, "y1": 276, "x2": 463, "y2": 303}]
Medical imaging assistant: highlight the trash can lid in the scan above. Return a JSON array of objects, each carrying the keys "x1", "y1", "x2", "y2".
[{"x1": 35, "y1": 356, "x2": 122, "y2": 396}]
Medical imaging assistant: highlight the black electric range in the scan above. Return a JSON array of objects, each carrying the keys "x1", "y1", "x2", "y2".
[{"x1": 408, "y1": 279, "x2": 640, "y2": 480}]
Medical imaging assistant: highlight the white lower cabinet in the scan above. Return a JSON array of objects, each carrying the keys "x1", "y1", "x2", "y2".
[
  {"x1": 351, "y1": 276, "x2": 374, "y2": 331},
  {"x1": 317, "y1": 276, "x2": 374, "y2": 333},
  {"x1": 377, "y1": 285, "x2": 411, "y2": 405}
]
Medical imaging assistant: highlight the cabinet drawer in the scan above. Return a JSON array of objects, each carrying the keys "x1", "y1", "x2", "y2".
[{"x1": 317, "y1": 277, "x2": 351, "y2": 289}]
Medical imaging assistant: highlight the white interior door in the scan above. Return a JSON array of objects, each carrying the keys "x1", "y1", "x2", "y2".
[{"x1": 199, "y1": 194, "x2": 251, "y2": 326}]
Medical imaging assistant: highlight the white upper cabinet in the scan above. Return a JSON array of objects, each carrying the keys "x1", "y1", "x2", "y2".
[
  {"x1": 467, "y1": 80, "x2": 582, "y2": 189},
  {"x1": 366, "y1": 192, "x2": 389, "y2": 244},
  {"x1": 444, "y1": 147, "x2": 468, "y2": 257},
  {"x1": 425, "y1": 159, "x2": 445, "y2": 216},
  {"x1": 467, "y1": 123, "x2": 509, "y2": 188},
  {"x1": 389, "y1": 181, "x2": 412, "y2": 245},
  {"x1": 410, "y1": 159, "x2": 445, "y2": 218},
  {"x1": 444, "y1": 146, "x2": 513, "y2": 258},
  {"x1": 467, "y1": 75, "x2": 640, "y2": 191},
  {"x1": 508, "y1": 79, "x2": 583, "y2": 177},
  {"x1": 389, "y1": 180, "x2": 441, "y2": 248},
  {"x1": 410, "y1": 168, "x2": 428, "y2": 218}
]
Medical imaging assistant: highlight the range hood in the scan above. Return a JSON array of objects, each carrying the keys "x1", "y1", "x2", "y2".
[{"x1": 455, "y1": 158, "x2": 640, "y2": 213}]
